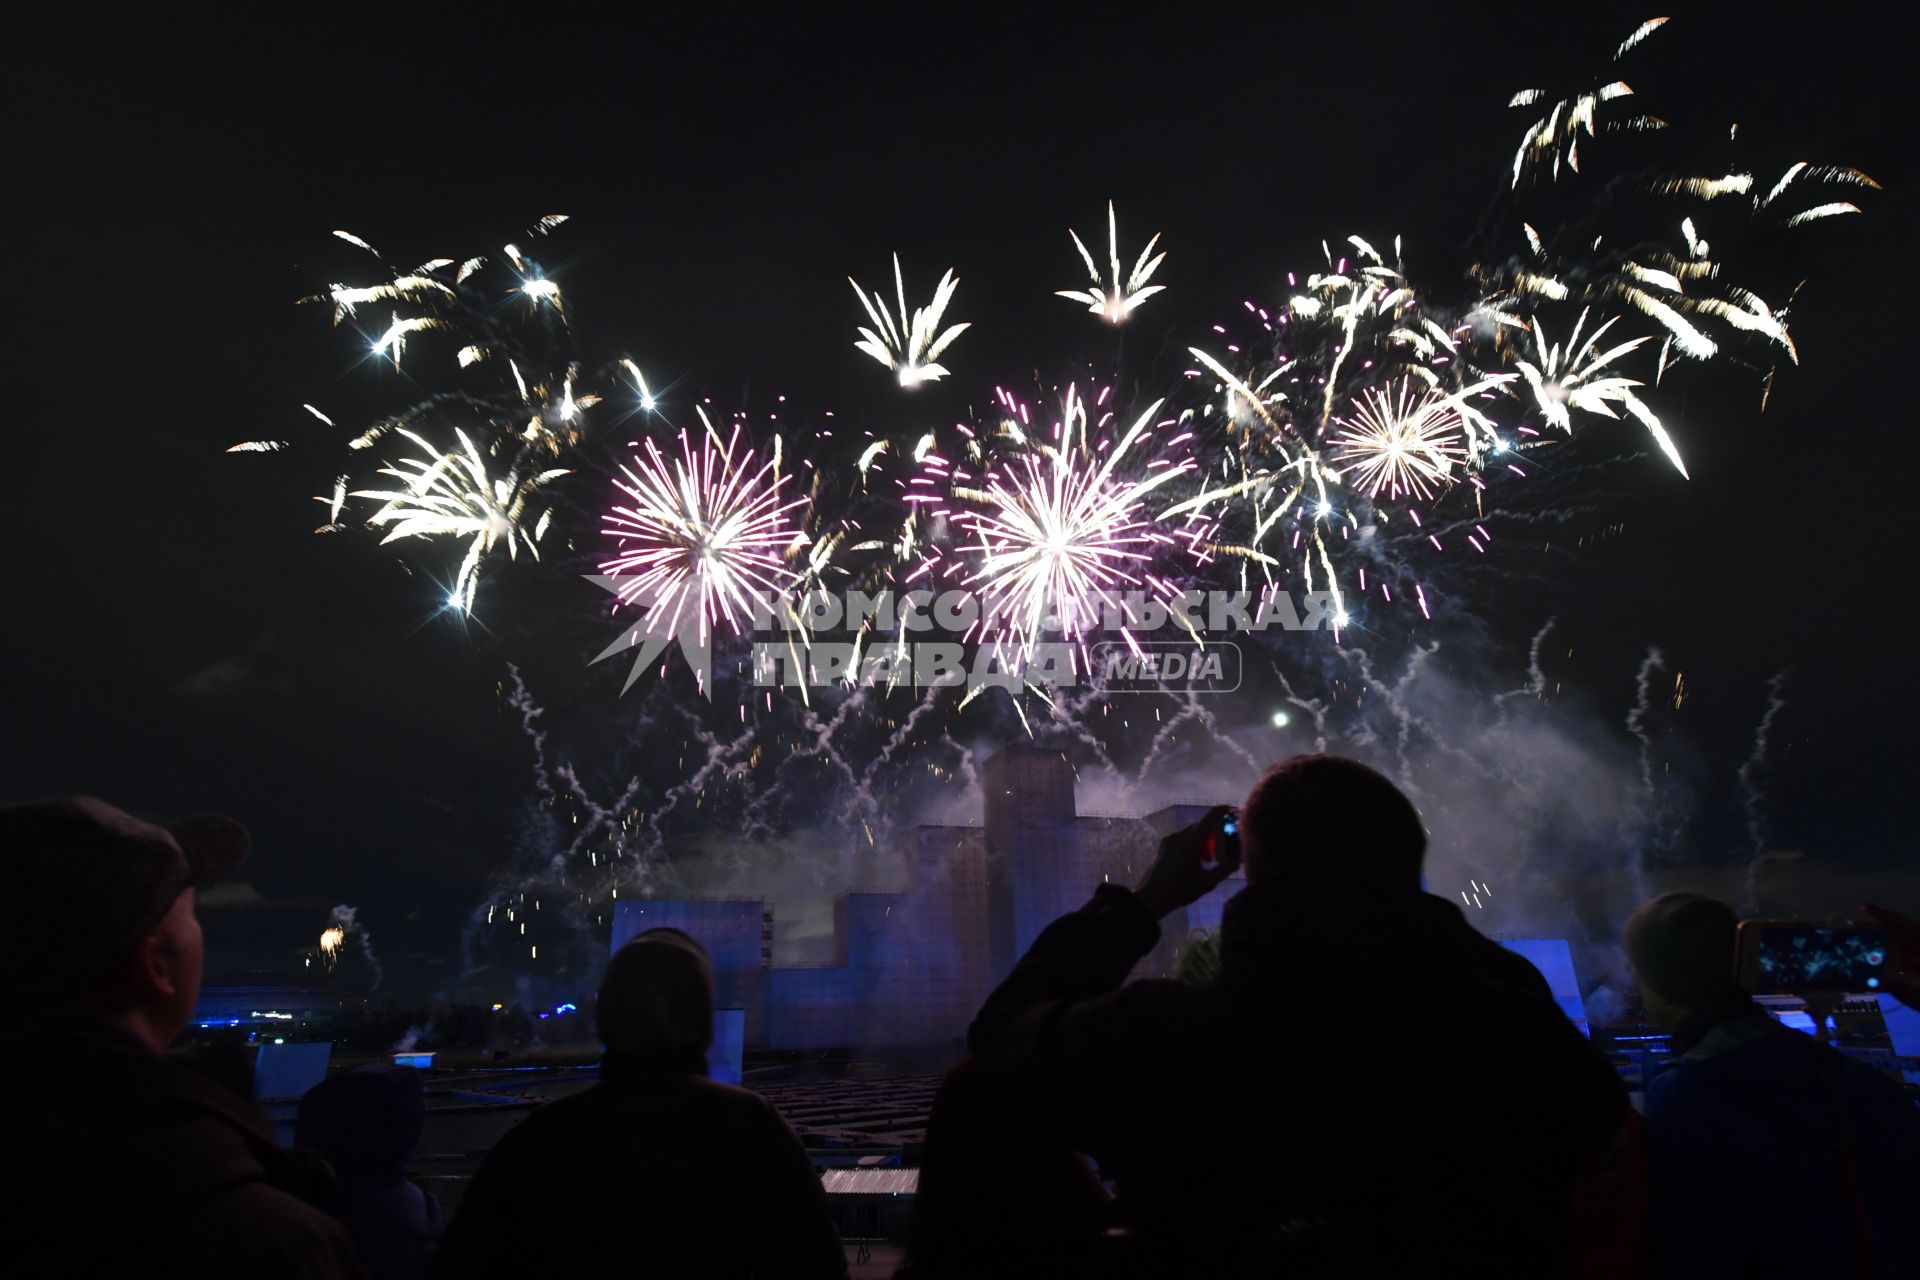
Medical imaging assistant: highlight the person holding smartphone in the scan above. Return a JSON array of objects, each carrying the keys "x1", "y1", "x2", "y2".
[
  {"x1": 1625, "y1": 892, "x2": 1920, "y2": 1280},
  {"x1": 967, "y1": 755, "x2": 1627, "y2": 1278}
]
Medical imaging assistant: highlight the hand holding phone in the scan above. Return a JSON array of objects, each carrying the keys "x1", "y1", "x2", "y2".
[
  {"x1": 1133, "y1": 804, "x2": 1240, "y2": 920},
  {"x1": 1734, "y1": 919, "x2": 1890, "y2": 995}
]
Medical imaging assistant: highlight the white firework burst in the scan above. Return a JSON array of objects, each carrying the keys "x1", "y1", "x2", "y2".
[
  {"x1": 1331, "y1": 381, "x2": 1470, "y2": 500},
  {"x1": 1055, "y1": 200, "x2": 1167, "y2": 323},
  {"x1": 352, "y1": 429, "x2": 569, "y2": 613},
  {"x1": 1507, "y1": 16, "x2": 1666, "y2": 187},
  {"x1": 952, "y1": 399, "x2": 1190, "y2": 655},
  {"x1": 1512, "y1": 311, "x2": 1688, "y2": 477},
  {"x1": 848, "y1": 253, "x2": 970, "y2": 388}
]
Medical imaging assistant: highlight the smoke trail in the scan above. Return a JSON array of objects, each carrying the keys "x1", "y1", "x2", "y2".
[
  {"x1": 504, "y1": 663, "x2": 556, "y2": 802},
  {"x1": 1738, "y1": 669, "x2": 1791, "y2": 912},
  {"x1": 1030, "y1": 679, "x2": 1125, "y2": 778},
  {"x1": 447, "y1": 669, "x2": 667, "y2": 998},
  {"x1": 857, "y1": 682, "x2": 983, "y2": 827},
  {"x1": 1338, "y1": 639, "x2": 1472, "y2": 800},
  {"x1": 1619, "y1": 647, "x2": 1669, "y2": 903},
  {"x1": 638, "y1": 707, "x2": 757, "y2": 853},
  {"x1": 1494, "y1": 617, "x2": 1557, "y2": 722},
  {"x1": 1268, "y1": 660, "x2": 1332, "y2": 753},
  {"x1": 1129, "y1": 686, "x2": 1264, "y2": 783},
  {"x1": 748, "y1": 684, "x2": 872, "y2": 838}
]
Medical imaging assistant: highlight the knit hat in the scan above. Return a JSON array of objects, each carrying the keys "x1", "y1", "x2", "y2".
[{"x1": 1624, "y1": 891, "x2": 1740, "y2": 1007}]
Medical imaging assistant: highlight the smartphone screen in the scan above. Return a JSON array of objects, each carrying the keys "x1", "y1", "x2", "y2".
[
  {"x1": 1201, "y1": 808, "x2": 1241, "y2": 873},
  {"x1": 1741, "y1": 922, "x2": 1889, "y2": 993}
]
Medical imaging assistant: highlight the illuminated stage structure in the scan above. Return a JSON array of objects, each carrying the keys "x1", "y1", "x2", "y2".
[
  {"x1": 611, "y1": 744, "x2": 1245, "y2": 1051},
  {"x1": 611, "y1": 744, "x2": 1594, "y2": 1051}
]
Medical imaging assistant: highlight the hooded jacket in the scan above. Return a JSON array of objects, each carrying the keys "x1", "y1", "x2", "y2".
[
  {"x1": 0, "y1": 1020, "x2": 365, "y2": 1277},
  {"x1": 968, "y1": 881, "x2": 1627, "y2": 1278}
]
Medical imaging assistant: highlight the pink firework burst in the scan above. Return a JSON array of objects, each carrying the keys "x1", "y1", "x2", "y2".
[
  {"x1": 939, "y1": 391, "x2": 1196, "y2": 658},
  {"x1": 601, "y1": 421, "x2": 806, "y2": 641}
]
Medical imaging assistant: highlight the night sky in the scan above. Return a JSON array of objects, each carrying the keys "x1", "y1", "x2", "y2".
[{"x1": 7, "y1": 4, "x2": 1911, "y2": 1000}]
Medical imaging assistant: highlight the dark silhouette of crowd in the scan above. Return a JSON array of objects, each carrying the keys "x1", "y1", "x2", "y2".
[
  {"x1": 3, "y1": 764, "x2": 1916, "y2": 1278},
  {"x1": 435, "y1": 926, "x2": 847, "y2": 1277},
  {"x1": 297, "y1": 1064, "x2": 443, "y2": 1279}
]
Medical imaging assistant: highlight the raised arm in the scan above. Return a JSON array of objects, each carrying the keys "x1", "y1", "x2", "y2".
[{"x1": 967, "y1": 809, "x2": 1235, "y2": 1153}]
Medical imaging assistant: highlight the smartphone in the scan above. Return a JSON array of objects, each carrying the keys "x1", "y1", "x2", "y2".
[
  {"x1": 1735, "y1": 920, "x2": 1890, "y2": 994},
  {"x1": 1200, "y1": 808, "x2": 1241, "y2": 874}
]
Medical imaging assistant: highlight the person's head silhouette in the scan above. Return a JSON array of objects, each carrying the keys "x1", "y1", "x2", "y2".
[
  {"x1": 596, "y1": 927, "x2": 715, "y2": 1066},
  {"x1": 0, "y1": 797, "x2": 248, "y2": 1049},
  {"x1": 1623, "y1": 891, "x2": 1740, "y2": 1030},
  {"x1": 1239, "y1": 755, "x2": 1426, "y2": 896}
]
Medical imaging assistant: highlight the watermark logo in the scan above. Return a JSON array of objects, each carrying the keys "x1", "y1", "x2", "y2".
[
  {"x1": 591, "y1": 583, "x2": 1328, "y2": 699},
  {"x1": 586, "y1": 574, "x2": 717, "y2": 696},
  {"x1": 1089, "y1": 641, "x2": 1242, "y2": 693}
]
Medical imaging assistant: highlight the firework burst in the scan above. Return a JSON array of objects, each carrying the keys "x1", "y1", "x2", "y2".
[
  {"x1": 1166, "y1": 228, "x2": 1513, "y2": 621},
  {"x1": 240, "y1": 16, "x2": 1875, "y2": 711},
  {"x1": 1056, "y1": 200, "x2": 1167, "y2": 323},
  {"x1": 230, "y1": 215, "x2": 700, "y2": 613},
  {"x1": 353, "y1": 428, "x2": 570, "y2": 614},
  {"x1": 848, "y1": 254, "x2": 970, "y2": 388},
  {"x1": 601, "y1": 414, "x2": 808, "y2": 643},
  {"x1": 1484, "y1": 22, "x2": 1874, "y2": 392},
  {"x1": 1332, "y1": 381, "x2": 1471, "y2": 500},
  {"x1": 911, "y1": 387, "x2": 1196, "y2": 658},
  {"x1": 1510, "y1": 311, "x2": 1686, "y2": 477},
  {"x1": 1172, "y1": 16, "x2": 1874, "y2": 623},
  {"x1": 1507, "y1": 16, "x2": 1665, "y2": 187}
]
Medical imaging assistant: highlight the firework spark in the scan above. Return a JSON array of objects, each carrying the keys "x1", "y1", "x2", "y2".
[
  {"x1": 1056, "y1": 200, "x2": 1167, "y2": 323},
  {"x1": 353, "y1": 428, "x2": 569, "y2": 614},
  {"x1": 1506, "y1": 17, "x2": 1664, "y2": 186},
  {"x1": 601, "y1": 414, "x2": 808, "y2": 643},
  {"x1": 922, "y1": 390, "x2": 1195, "y2": 658},
  {"x1": 1171, "y1": 16, "x2": 1873, "y2": 612},
  {"x1": 1331, "y1": 381, "x2": 1470, "y2": 500},
  {"x1": 848, "y1": 254, "x2": 970, "y2": 388},
  {"x1": 518, "y1": 275, "x2": 563, "y2": 309},
  {"x1": 317, "y1": 905, "x2": 381, "y2": 987},
  {"x1": 245, "y1": 13, "x2": 1872, "y2": 720},
  {"x1": 621, "y1": 359, "x2": 659, "y2": 412},
  {"x1": 1510, "y1": 311, "x2": 1688, "y2": 476}
]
